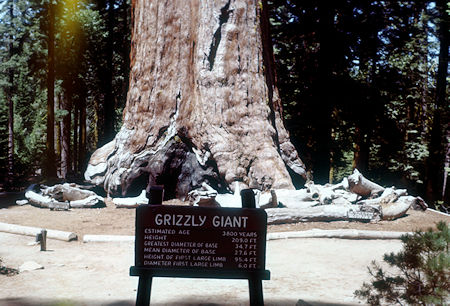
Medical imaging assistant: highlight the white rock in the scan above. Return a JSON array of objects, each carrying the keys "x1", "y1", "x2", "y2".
[
  {"x1": 16, "y1": 199, "x2": 29, "y2": 206},
  {"x1": 19, "y1": 261, "x2": 44, "y2": 272}
]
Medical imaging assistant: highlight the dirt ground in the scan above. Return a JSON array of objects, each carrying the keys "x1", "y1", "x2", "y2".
[{"x1": 0, "y1": 200, "x2": 449, "y2": 306}]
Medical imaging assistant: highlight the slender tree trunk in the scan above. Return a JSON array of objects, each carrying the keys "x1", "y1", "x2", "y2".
[
  {"x1": 443, "y1": 127, "x2": 450, "y2": 203},
  {"x1": 100, "y1": 0, "x2": 115, "y2": 145},
  {"x1": 352, "y1": 3, "x2": 379, "y2": 176},
  {"x1": 85, "y1": 0, "x2": 306, "y2": 198},
  {"x1": 315, "y1": 1, "x2": 333, "y2": 184},
  {"x1": 7, "y1": 0, "x2": 14, "y2": 186},
  {"x1": 56, "y1": 94, "x2": 62, "y2": 177},
  {"x1": 427, "y1": 0, "x2": 449, "y2": 202},
  {"x1": 353, "y1": 127, "x2": 369, "y2": 174},
  {"x1": 45, "y1": 1, "x2": 57, "y2": 178},
  {"x1": 73, "y1": 100, "x2": 79, "y2": 173},
  {"x1": 61, "y1": 91, "x2": 72, "y2": 178},
  {"x1": 78, "y1": 98, "x2": 86, "y2": 172},
  {"x1": 436, "y1": 0, "x2": 449, "y2": 202}
]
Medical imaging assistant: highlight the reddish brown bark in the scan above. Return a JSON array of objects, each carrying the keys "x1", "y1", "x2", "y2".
[{"x1": 86, "y1": 0, "x2": 306, "y2": 198}]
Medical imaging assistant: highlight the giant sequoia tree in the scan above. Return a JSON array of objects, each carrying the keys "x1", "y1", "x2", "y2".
[{"x1": 85, "y1": 0, "x2": 306, "y2": 198}]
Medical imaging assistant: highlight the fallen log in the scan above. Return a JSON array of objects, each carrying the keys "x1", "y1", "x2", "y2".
[
  {"x1": 331, "y1": 196, "x2": 353, "y2": 206},
  {"x1": 334, "y1": 189, "x2": 359, "y2": 204},
  {"x1": 330, "y1": 178, "x2": 349, "y2": 191},
  {"x1": 214, "y1": 193, "x2": 242, "y2": 208},
  {"x1": 113, "y1": 190, "x2": 148, "y2": 208},
  {"x1": 187, "y1": 183, "x2": 219, "y2": 207},
  {"x1": 305, "y1": 183, "x2": 339, "y2": 205},
  {"x1": 356, "y1": 188, "x2": 402, "y2": 206},
  {"x1": 380, "y1": 196, "x2": 414, "y2": 220},
  {"x1": 318, "y1": 187, "x2": 336, "y2": 205},
  {"x1": 42, "y1": 183, "x2": 99, "y2": 202},
  {"x1": 306, "y1": 183, "x2": 321, "y2": 201},
  {"x1": 69, "y1": 195, "x2": 105, "y2": 208},
  {"x1": 347, "y1": 169, "x2": 385, "y2": 197},
  {"x1": 263, "y1": 189, "x2": 317, "y2": 209},
  {"x1": 267, "y1": 229, "x2": 412, "y2": 240},
  {"x1": 25, "y1": 191, "x2": 70, "y2": 210},
  {"x1": 0, "y1": 222, "x2": 77, "y2": 241},
  {"x1": 83, "y1": 234, "x2": 134, "y2": 243},
  {"x1": 266, "y1": 204, "x2": 381, "y2": 224},
  {"x1": 410, "y1": 196, "x2": 428, "y2": 211}
]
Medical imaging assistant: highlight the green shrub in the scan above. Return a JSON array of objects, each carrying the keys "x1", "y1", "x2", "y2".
[
  {"x1": 355, "y1": 221, "x2": 450, "y2": 305},
  {"x1": 0, "y1": 258, "x2": 19, "y2": 276}
]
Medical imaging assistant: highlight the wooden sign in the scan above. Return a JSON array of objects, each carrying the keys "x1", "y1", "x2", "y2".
[{"x1": 135, "y1": 205, "x2": 268, "y2": 272}]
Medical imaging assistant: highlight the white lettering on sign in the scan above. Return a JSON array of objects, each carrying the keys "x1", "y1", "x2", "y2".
[
  {"x1": 155, "y1": 214, "x2": 207, "y2": 227},
  {"x1": 212, "y1": 215, "x2": 248, "y2": 228},
  {"x1": 153, "y1": 214, "x2": 249, "y2": 229}
]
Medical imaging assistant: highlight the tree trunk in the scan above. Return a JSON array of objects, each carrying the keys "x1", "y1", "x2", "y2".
[
  {"x1": 313, "y1": 1, "x2": 333, "y2": 184},
  {"x1": 7, "y1": 0, "x2": 14, "y2": 186},
  {"x1": 85, "y1": 0, "x2": 306, "y2": 198},
  {"x1": 444, "y1": 127, "x2": 450, "y2": 204},
  {"x1": 60, "y1": 91, "x2": 72, "y2": 178},
  {"x1": 353, "y1": 126, "x2": 369, "y2": 174},
  {"x1": 436, "y1": 0, "x2": 449, "y2": 202},
  {"x1": 73, "y1": 99, "x2": 79, "y2": 173},
  {"x1": 78, "y1": 98, "x2": 86, "y2": 172},
  {"x1": 45, "y1": 1, "x2": 57, "y2": 178},
  {"x1": 0, "y1": 222, "x2": 77, "y2": 241},
  {"x1": 56, "y1": 94, "x2": 61, "y2": 177},
  {"x1": 427, "y1": 0, "x2": 449, "y2": 203},
  {"x1": 265, "y1": 204, "x2": 381, "y2": 224},
  {"x1": 99, "y1": 0, "x2": 116, "y2": 145}
]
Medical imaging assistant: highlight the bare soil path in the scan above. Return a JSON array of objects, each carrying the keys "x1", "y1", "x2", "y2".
[{"x1": 0, "y1": 201, "x2": 448, "y2": 305}]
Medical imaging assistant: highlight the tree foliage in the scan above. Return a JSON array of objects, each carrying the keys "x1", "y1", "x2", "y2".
[
  {"x1": 355, "y1": 221, "x2": 450, "y2": 305},
  {"x1": 269, "y1": 0, "x2": 448, "y2": 206},
  {"x1": 0, "y1": 0, "x2": 130, "y2": 185},
  {"x1": 0, "y1": 0, "x2": 47, "y2": 183}
]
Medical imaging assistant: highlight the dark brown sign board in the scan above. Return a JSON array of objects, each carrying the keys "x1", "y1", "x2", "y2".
[
  {"x1": 135, "y1": 205, "x2": 268, "y2": 271},
  {"x1": 130, "y1": 202, "x2": 270, "y2": 305}
]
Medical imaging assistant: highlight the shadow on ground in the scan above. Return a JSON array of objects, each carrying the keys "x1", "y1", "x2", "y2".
[
  {"x1": 0, "y1": 192, "x2": 23, "y2": 209},
  {"x1": 1, "y1": 297, "x2": 355, "y2": 306}
]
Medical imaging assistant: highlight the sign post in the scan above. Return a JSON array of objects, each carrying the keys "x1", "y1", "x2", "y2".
[{"x1": 130, "y1": 188, "x2": 270, "y2": 305}]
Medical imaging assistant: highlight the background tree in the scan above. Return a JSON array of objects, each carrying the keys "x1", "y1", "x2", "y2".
[
  {"x1": 268, "y1": 0, "x2": 447, "y2": 209},
  {"x1": 93, "y1": 0, "x2": 130, "y2": 145},
  {"x1": 427, "y1": 0, "x2": 449, "y2": 204},
  {"x1": 45, "y1": 0, "x2": 57, "y2": 178},
  {"x1": 0, "y1": 0, "x2": 47, "y2": 186},
  {"x1": 0, "y1": 0, "x2": 130, "y2": 186},
  {"x1": 6, "y1": 0, "x2": 14, "y2": 186}
]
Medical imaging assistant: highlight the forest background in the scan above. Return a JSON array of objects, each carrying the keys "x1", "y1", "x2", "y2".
[{"x1": 0, "y1": 0, "x2": 448, "y2": 210}]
